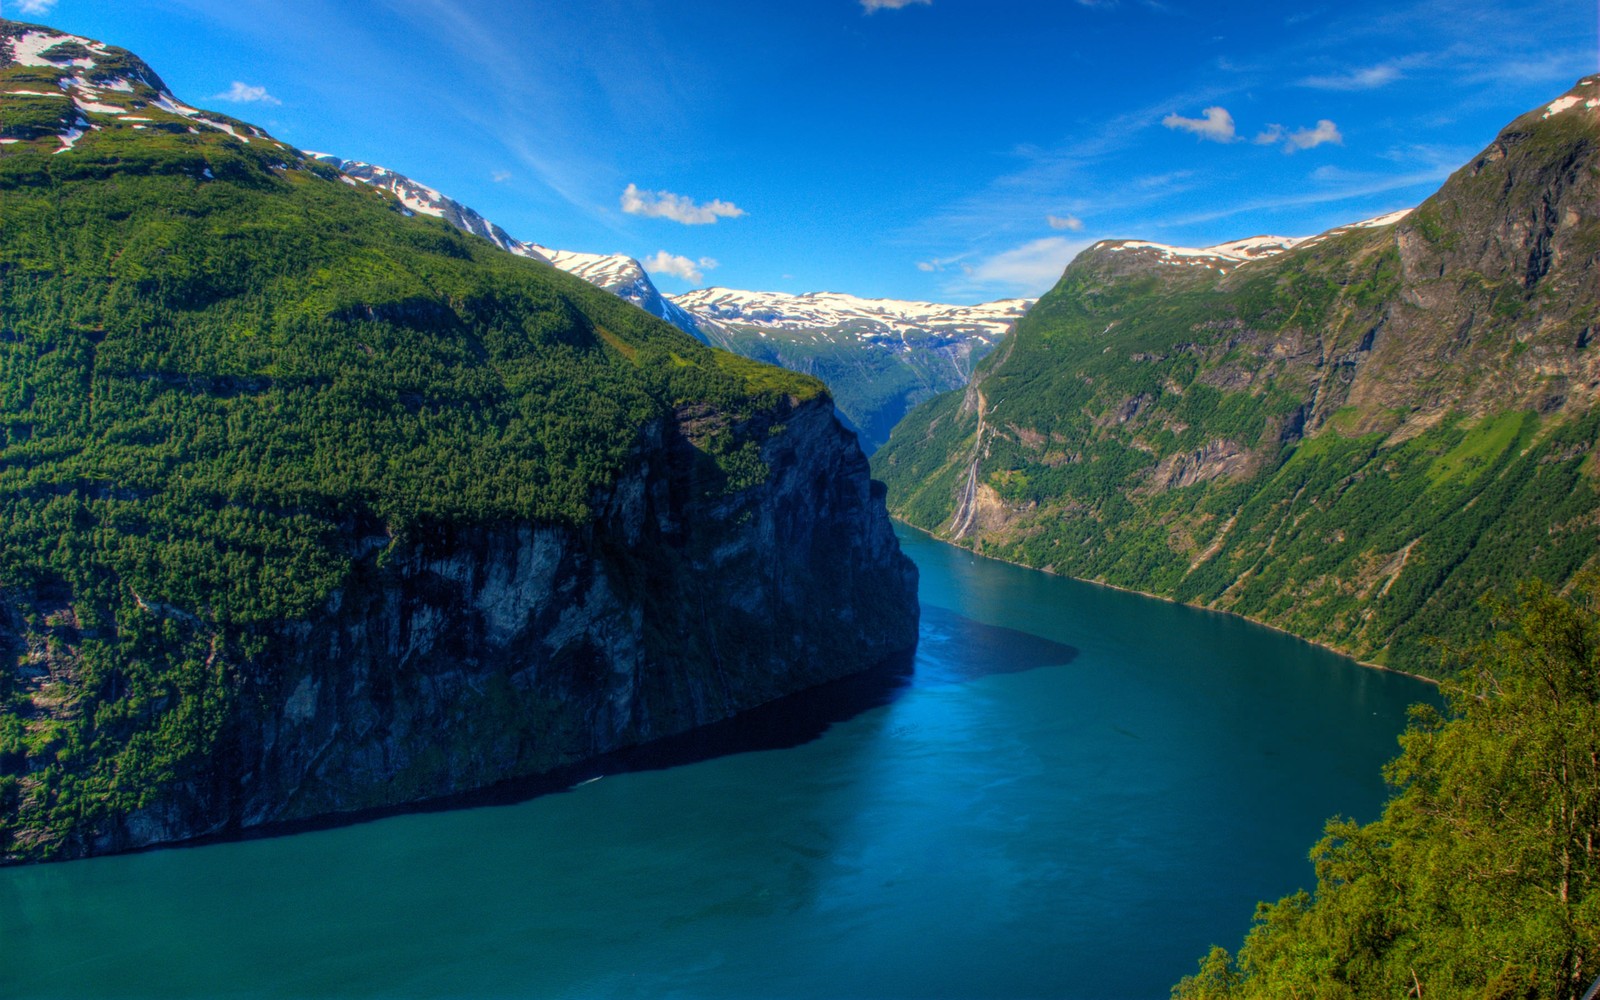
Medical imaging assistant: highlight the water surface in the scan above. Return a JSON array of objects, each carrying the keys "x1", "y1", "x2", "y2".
[{"x1": 0, "y1": 526, "x2": 1435, "y2": 999}]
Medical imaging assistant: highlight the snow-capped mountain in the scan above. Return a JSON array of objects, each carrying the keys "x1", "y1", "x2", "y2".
[
  {"x1": 670, "y1": 288, "x2": 1031, "y2": 347},
  {"x1": 666, "y1": 289, "x2": 1033, "y2": 451},
  {"x1": 520, "y1": 244, "x2": 711, "y2": 339},
  {"x1": 0, "y1": 22, "x2": 282, "y2": 153}
]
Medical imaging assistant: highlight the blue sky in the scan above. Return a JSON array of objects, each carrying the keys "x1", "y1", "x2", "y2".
[{"x1": 13, "y1": 0, "x2": 1598, "y2": 302}]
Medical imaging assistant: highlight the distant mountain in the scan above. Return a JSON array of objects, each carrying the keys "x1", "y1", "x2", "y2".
[
  {"x1": 875, "y1": 75, "x2": 1600, "y2": 675},
  {"x1": 525, "y1": 243, "x2": 711, "y2": 339},
  {"x1": 672, "y1": 288, "x2": 1033, "y2": 450}
]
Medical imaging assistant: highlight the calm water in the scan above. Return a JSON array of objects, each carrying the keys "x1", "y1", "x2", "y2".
[{"x1": 0, "y1": 526, "x2": 1434, "y2": 999}]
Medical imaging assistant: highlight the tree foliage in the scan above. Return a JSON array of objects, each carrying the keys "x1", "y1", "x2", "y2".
[{"x1": 1175, "y1": 581, "x2": 1600, "y2": 999}]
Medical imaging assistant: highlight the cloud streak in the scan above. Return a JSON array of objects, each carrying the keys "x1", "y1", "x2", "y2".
[
  {"x1": 860, "y1": 0, "x2": 930, "y2": 11},
  {"x1": 622, "y1": 183, "x2": 745, "y2": 225},
  {"x1": 14, "y1": 0, "x2": 57, "y2": 14},
  {"x1": 1299, "y1": 64, "x2": 1404, "y2": 90},
  {"x1": 957, "y1": 237, "x2": 1091, "y2": 293},
  {"x1": 644, "y1": 251, "x2": 718, "y2": 284},
  {"x1": 1047, "y1": 214, "x2": 1084, "y2": 231}
]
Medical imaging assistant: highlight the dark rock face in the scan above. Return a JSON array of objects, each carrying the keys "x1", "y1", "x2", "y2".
[{"x1": 37, "y1": 397, "x2": 917, "y2": 860}]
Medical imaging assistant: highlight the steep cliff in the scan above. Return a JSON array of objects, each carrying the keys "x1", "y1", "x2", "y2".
[
  {"x1": 0, "y1": 21, "x2": 917, "y2": 863},
  {"x1": 877, "y1": 76, "x2": 1600, "y2": 674}
]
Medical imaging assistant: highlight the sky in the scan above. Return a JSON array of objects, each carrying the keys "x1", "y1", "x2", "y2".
[{"x1": 7, "y1": 0, "x2": 1598, "y2": 303}]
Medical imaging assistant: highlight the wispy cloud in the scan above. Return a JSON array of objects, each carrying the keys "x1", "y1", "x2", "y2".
[
  {"x1": 490, "y1": 169, "x2": 512, "y2": 183},
  {"x1": 622, "y1": 183, "x2": 745, "y2": 225},
  {"x1": 644, "y1": 251, "x2": 718, "y2": 284},
  {"x1": 1047, "y1": 214, "x2": 1084, "y2": 231},
  {"x1": 1162, "y1": 106, "x2": 1238, "y2": 142},
  {"x1": 213, "y1": 81, "x2": 282, "y2": 105},
  {"x1": 1253, "y1": 118, "x2": 1342, "y2": 152},
  {"x1": 956, "y1": 237, "x2": 1092, "y2": 293},
  {"x1": 860, "y1": 0, "x2": 930, "y2": 11},
  {"x1": 916, "y1": 253, "x2": 970, "y2": 273},
  {"x1": 1299, "y1": 63, "x2": 1404, "y2": 90},
  {"x1": 14, "y1": 0, "x2": 58, "y2": 15}
]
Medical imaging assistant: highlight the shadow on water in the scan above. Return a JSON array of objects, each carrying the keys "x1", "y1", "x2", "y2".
[
  {"x1": 146, "y1": 604, "x2": 1077, "y2": 857},
  {"x1": 915, "y1": 604, "x2": 1078, "y2": 684}
]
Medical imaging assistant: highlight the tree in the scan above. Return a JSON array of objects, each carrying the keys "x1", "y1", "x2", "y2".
[{"x1": 1175, "y1": 580, "x2": 1600, "y2": 999}]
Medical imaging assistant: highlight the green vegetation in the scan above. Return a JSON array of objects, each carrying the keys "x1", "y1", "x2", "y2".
[
  {"x1": 0, "y1": 72, "x2": 821, "y2": 859},
  {"x1": 1174, "y1": 581, "x2": 1600, "y2": 999},
  {"x1": 876, "y1": 84, "x2": 1600, "y2": 674}
]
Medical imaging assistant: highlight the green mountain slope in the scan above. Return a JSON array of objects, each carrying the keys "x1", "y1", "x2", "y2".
[
  {"x1": 0, "y1": 21, "x2": 917, "y2": 862},
  {"x1": 876, "y1": 76, "x2": 1600, "y2": 676}
]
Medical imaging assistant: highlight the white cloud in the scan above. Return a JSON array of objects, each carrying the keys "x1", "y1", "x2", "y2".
[
  {"x1": 214, "y1": 81, "x2": 281, "y2": 105},
  {"x1": 14, "y1": 0, "x2": 57, "y2": 15},
  {"x1": 1253, "y1": 124, "x2": 1285, "y2": 146},
  {"x1": 622, "y1": 183, "x2": 745, "y2": 225},
  {"x1": 1299, "y1": 64, "x2": 1403, "y2": 90},
  {"x1": 860, "y1": 0, "x2": 930, "y2": 11},
  {"x1": 1162, "y1": 106, "x2": 1238, "y2": 143},
  {"x1": 643, "y1": 251, "x2": 718, "y2": 284},
  {"x1": 960, "y1": 237, "x2": 1090, "y2": 292},
  {"x1": 1047, "y1": 214, "x2": 1084, "y2": 231},
  {"x1": 491, "y1": 170, "x2": 512, "y2": 183},
  {"x1": 1284, "y1": 119, "x2": 1343, "y2": 152}
]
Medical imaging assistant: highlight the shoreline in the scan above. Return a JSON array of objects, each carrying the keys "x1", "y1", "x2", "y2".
[{"x1": 891, "y1": 518, "x2": 1442, "y2": 688}]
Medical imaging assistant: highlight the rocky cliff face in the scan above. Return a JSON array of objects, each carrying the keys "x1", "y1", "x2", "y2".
[{"x1": 12, "y1": 396, "x2": 916, "y2": 860}]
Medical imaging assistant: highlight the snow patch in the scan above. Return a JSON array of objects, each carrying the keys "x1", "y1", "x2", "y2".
[
  {"x1": 8, "y1": 30, "x2": 97, "y2": 68},
  {"x1": 53, "y1": 118, "x2": 89, "y2": 154},
  {"x1": 1347, "y1": 208, "x2": 1414, "y2": 229},
  {"x1": 1544, "y1": 96, "x2": 1583, "y2": 119},
  {"x1": 76, "y1": 98, "x2": 128, "y2": 115},
  {"x1": 6, "y1": 90, "x2": 65, "y2": 98}
]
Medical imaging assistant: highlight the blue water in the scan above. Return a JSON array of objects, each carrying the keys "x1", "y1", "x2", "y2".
[{"x1": 0, "y1": 525, "x2": 1435, "y2": 998}]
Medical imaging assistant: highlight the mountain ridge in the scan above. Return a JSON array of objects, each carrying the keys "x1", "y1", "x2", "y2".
[{"x1": 875, "y1": 74, "x2": 1600, "y2": 675}]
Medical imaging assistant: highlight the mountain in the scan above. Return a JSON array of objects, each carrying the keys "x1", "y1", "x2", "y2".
[
  {"x1": 672, "y1": 288, "x2": 1033, "y2": 450},
  {"x1": 300, "y1": 153, "x2": 717, "y2": 342},
  {"x1": 875, "y1": 75, "x2": 1600, "y2": 676},
  {"x1": 301, "y1": 157, "x2": 1030, "y2": 451},
  {"x1": 0, "y1": 20, "x2": 918, "y2": 863}
]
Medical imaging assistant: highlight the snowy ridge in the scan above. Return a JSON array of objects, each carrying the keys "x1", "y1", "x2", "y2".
[
  {"x1": 1294, "y1": 208, "x2": 1415, "y2": 250},
  {"x1": 1, "y1": 23, "x2": 282, "y2": 152},
  {"x1": 300, "y1": 153, "x2": 549, "y2": 262},
  {"x1": 669, "y1": 288, "x2": 1032, "y2": 347},
  {"x1": 1102, "y1": 210, "x2": 1418, "y2": 272},
  {"x1": 1105, "y1": 234, "x2": 1306, "y2": 270}
]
